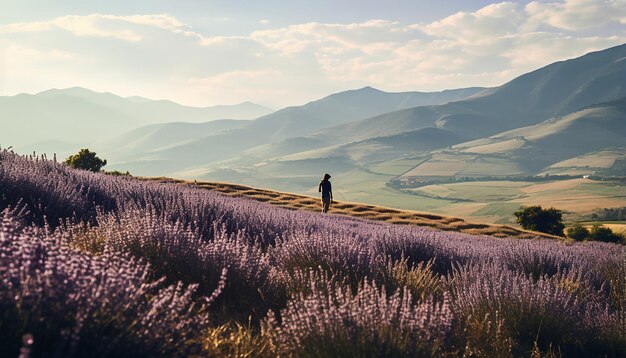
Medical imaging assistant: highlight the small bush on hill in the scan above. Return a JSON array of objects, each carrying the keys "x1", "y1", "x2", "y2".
[
  {"x1": 64, "y1": 148, "x2": 107, "y2": 172},
  {"x1": 566, "y1": 225, "x2": 590, "y2": 241},
  {"x1": 565, "y1": 224, "x2": 624, "y2": 244},
  {"x1": 514, "y1": 206, "x2": 565, "y2": 236},
  {"x1": 588, "y1": 224, "x2": 624, "y2": 244},
  {"x1": 105, "y1": 169, "x2": 131, "y2": 176}
]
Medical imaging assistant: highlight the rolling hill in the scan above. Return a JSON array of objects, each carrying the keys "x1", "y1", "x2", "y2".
[
  {"x1": 145, "y1": 176, "x2": 556, "y2": 239},
  {"x1": 394, "y1": 97, "x2": 626, "y2": 181},
  {"x1": 155, "y1": 44, "x2": 626, "y2": 224}
]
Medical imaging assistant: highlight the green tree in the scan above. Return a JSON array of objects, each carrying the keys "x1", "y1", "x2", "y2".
[
  {"x1": 65, "y1": 149, "x2": 107, "y2": 172},
  {"x1": 588, "y1": 224, "x2": 623, "y2": 244},
  {"x1": 565, "y1": 225, "x2": 589, "y2": 241},
  {"x1": 514, "y1": 206, "x2": 565, "y2": 236}
]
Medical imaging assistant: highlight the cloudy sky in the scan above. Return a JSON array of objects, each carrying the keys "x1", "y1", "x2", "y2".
[{"x1": 1, "y1": 0, "x2": 624, "y2": 108}]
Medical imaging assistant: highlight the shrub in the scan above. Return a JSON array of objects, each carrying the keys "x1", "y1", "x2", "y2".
[
  {"x1": 514, "y1": 206, "x2": 565, "y2": 236},
  {"x1": 62, "y1": 207, "x2": 272, "y2": 317},
  {"x1": 380, "y1": 256, "x2": 442, "y2": 300},
  {"x1": 588, "y1": 224, "x2": 624, "y2": 244},
  {"x1": 105, "y1": 170, "x2": 131, "y2": 176},
  {"x1": 566, "y1": 224, "x2": 590, "y2": 241},
  {"x1": 64, "y1": 148, "x2": 107, "y2": 172}
]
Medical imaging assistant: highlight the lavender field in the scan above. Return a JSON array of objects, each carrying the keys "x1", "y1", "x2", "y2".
[{"x1": 0, "y1": 150, "x2": 624, "y2": 357}]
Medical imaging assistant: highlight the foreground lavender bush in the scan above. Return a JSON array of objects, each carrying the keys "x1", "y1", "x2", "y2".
[
  {"x1": 60, "y1": 206, "x2": 272, "y2": 316},
  {"x1": 0, "y1": 210, "x2": 218, "y2": 357},
  {"x1": 449, "y1": 263, "x2": 625, "y2": 356},
  {"x1": 265, "y1": 276, "x2": 453, "y2": 357}
]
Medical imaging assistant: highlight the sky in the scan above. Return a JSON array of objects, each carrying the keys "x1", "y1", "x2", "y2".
[{"x1": 0, "y1": 0, "x2": 624, "y2": 108}]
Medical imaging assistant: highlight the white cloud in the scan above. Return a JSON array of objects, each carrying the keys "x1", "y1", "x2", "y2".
[
  {"x1": 420, "y1": 2, "x2": 526, "y2": 41},
  {"x1": 525, "y1": 0, "x2": 626, "y2": 31},
  {"x1": 0, "y1": 14, "x2": 196, "y2": 42},
  {"x1": 0, "y1": 2, "x2": 624, "y2": 107}
]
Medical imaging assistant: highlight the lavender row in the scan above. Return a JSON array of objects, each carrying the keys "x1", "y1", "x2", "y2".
[{"x1": 0, "y1": 209, "x2": 225, "y2": 357}]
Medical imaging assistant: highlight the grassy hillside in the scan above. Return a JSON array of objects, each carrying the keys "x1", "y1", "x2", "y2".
[
  {"x1": 146, "y1": 177, "x2": 554, "y2": 239},
  {"x1": 447, "y1": 98, "x2": 626, "y2": 172},
  {"x1": 542, "y1": 149, "x2": 626, "y2": 176},
  {"x1": 183, "y1": 160, "x2": 626, "y2": 225}
]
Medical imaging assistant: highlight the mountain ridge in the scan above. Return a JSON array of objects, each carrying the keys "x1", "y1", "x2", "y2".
[{"x1": 0, "y1": 87, "x2": 274, "y2": 156}]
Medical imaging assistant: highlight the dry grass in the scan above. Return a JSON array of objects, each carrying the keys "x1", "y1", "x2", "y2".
[{"x1": 146, "y1": 177, "x2": 555, "y2": 239}]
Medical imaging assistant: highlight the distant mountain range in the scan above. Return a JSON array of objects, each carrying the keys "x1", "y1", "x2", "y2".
[
  {"x1": 95, "y1": 86, "x2": 487, "y2": 174},
  {"x1": 2, "y1": 44, "x2": 625, "y2": 200},
  {"x1": 0, "y1": 87, "x2": 273, "y2": 154}
]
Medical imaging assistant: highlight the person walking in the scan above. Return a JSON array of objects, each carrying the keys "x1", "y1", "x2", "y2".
[{"x1": 319, "y1": 173, "x2": 333, "y2": 213}]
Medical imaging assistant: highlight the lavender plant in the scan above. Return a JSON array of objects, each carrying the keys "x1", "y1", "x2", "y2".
[
  {"x1": 265, "y1": 278, "x2": 453, "y2": 357},
  {"x1": 449, "y1": 262, "x2": 624, "y2": 356},
  {"x1": 58, "y1": 206, "x2": 271, "y2": 316},
  {"x1": 0, "y1": 209, "x2": 221, "y2": 357}
]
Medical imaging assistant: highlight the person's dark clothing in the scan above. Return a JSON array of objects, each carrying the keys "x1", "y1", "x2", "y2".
[{"x1": 319, "y1": 180, "x2": 332, "y2": 198}]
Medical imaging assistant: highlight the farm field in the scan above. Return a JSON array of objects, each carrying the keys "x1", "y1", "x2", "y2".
[
  {"x1": 1, "y1": 150, "x2": 624, "y2": 357},
  {"x1": 409, "y1": 179, "x2": 626, "y2": 224},
  {"x1": 541, "y1": 149, "x2": 625, "y2": 176},
  {"x1": 401, "y1": 153, "x2": 527, "y2": 178},
  {"x1": 210, "y1": 163, "x2": 626, "y2": 225}
]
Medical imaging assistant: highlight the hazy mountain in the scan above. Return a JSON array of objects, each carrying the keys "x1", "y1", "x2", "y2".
[
  {"x1": 37, "y1": 87, "x2": 274, "y2": 121},
  {"x1": 0, "y1": 87, "x2": 273, "y2": 152},
  {"x1": 230, "y1": 44, "x2": 626, "y2": 170},
  {"x1": 228, "y1": 44, "x2": 626, "y2": 170},
  {"x1": 265, "y1": 127, "x2": 465, "y2": 164},
  {"x1": 95, "y1": 119, "x2": 251, "y2": 160},
  {"x1": 245, "y1": 86, "x2": 486, "y2": 141},
  {"x1": 103, "y1": 86, "x2": 486, "y2": 174},
  {"x1": 0, "y1": 93, "x2": 138, "y2": 150}
]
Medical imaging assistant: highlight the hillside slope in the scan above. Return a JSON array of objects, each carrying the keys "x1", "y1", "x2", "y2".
[
  {"x1": 147, "y1": 177, "x2": 557, "y2": 239},
  {"x1": 402, "y1": 97, "x2": 626, "y2": 177}
]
